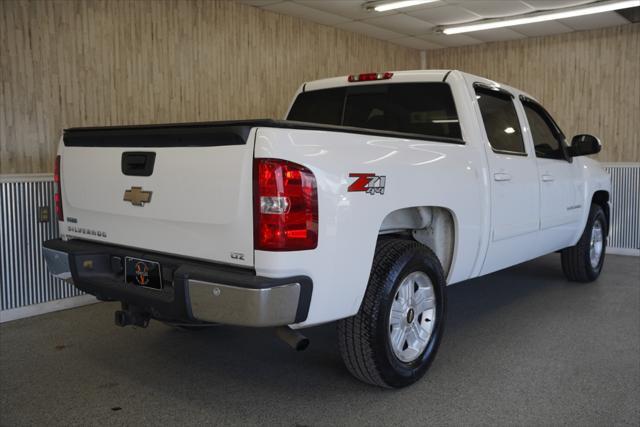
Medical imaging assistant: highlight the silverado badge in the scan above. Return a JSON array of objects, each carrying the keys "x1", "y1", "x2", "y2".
[{"x1": 123, "y1": 186, "x2": 152, "y2": 206}]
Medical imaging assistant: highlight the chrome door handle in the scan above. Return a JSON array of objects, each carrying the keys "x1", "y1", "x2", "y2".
[
  {"x1": 493, "y1": 173, "x2": 512, "y2": 182},
  {"x1": 541, "y1": 174, "x2": 555, "y2": 182}
]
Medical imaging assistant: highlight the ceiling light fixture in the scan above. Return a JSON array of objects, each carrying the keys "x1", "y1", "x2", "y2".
[
  {"x1": 441, "y1": 0, "x2": 640, "y2": 34},
  {"x1": 365, "y1": 0, "x2": 439, "y2": 13}
]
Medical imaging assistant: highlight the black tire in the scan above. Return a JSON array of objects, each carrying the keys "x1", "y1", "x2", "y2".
[
  {"x1": 337, "y1": 238, "x2": 447, "y2": 388},
  {"x1": 561, "y1": 203, "x2": 607, "y2": 282}
]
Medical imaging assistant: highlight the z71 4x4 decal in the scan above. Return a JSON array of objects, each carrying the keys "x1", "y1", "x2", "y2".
[{"x1": 348, "y1": 173, "x2": 386, "y2": 195}]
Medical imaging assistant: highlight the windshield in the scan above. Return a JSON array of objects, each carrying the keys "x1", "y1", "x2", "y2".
[{"x1": 287, "y1": 83, "x2": 462, "y2": 140}]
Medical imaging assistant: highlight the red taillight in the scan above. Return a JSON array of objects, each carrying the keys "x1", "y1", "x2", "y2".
[
  {"x1": 54, "y1": 155, "x2": 63, "y2": 221},
  {"x1": 348, "y1": 72, "x2": 393, "y2": 82},
  {"x1": 254, "y1": 159, "x2": 318, "y2": 251}
]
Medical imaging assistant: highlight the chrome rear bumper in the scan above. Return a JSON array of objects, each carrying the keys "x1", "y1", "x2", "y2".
[
  {"x1": 42, "y1": 240, "x2": 311, "y2": 327},
  {"x1": 42, "y1": 247, "x2": 73, "y2": 281},
  {"x1": 188, "y1": 280, "x2": 301, "y2": 326}
]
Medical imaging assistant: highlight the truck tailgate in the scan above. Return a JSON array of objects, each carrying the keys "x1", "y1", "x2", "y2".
[{"x1": 59, "y1": 123, "x2": 256, "y2": 267}]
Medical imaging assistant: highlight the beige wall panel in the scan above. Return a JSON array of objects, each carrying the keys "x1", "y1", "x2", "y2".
[
  {"x1": 425, "y1": 23, "x2": 640, "y2": 163},
  {"x1": 0, "y1": 0, "x2": 419, "y2": 174}
]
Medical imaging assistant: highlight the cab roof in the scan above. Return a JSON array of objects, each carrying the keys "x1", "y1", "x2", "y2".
[{"x1": 301, "y1": 69, "x2": 538, "y2": 103}]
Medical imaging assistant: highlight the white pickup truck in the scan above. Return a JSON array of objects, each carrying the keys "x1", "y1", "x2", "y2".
[{"x1": 44, "y1": 70, "x2": 610, "y2": 388}]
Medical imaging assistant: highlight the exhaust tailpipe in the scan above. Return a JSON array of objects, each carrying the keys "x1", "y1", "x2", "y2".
[{"x1": 275, "y1": 326, "x2": 309, "y2": 351}]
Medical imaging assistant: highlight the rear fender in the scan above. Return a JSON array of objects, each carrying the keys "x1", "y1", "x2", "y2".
[{"x1": 253, "y1": 127, "x2": 485, "y2": 327}]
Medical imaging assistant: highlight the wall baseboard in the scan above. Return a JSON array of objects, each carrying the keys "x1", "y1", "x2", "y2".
[
  {"x1": 0, "y1": 295, "x2": 99, "y2": 323},
  {"x1": 608, "y1": 247, "x2": 640, "y2": 257}
]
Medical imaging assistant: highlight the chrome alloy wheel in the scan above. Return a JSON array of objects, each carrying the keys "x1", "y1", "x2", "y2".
[
  {"x1": 388, "y1": 271, "x2": 436, "y2": 363},
  {"x1": 590, "y1": 219, "x2": 604, "y2": 269}
]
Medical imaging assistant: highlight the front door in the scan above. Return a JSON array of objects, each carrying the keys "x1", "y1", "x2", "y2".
[{"x1": 520, "y1": 97, "x2": 581, "y2": 250}]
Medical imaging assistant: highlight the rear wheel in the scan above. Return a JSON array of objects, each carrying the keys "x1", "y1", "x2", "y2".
[
  {"x1": 337, "y1": 239, "x2": 446, "y2": 388},
  {"x1": 561, "y1": 204, "x2": 607, "y2": 282}
]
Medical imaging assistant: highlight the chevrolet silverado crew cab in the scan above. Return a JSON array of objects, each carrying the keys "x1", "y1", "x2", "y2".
[{"x1": 43, "y1": 70, "x2": 610, "y2": 388}]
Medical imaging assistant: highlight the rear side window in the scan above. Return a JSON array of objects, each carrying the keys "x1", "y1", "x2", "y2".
[
  {"x1": 522, "y1": 100, "x2": 565, "y2": 160},
  {"x1": 475, "y1": 88, "x2": 526, "y2": 155},
  {"x1": 286, "y1": 87, "x2": 345, "y2": 126},
  {"x1": 287, "y1": 83, "x2": 462, "y2": 140}
]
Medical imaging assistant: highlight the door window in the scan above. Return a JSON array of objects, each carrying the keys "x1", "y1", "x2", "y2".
[
  {"x1": 475, "y1": 88, "x2": 526, "y2": 155},
  {"x1": 522, "y1": 100, "x2": 566, "y2": 160}
]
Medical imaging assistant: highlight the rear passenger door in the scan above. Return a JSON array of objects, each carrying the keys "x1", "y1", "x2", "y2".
[
  {"x1": 520, "y1": 97, "x2": 581, "y2": 247},
  {"x1": 474, "y1": 84, "x2": 541, "y2": 274}
]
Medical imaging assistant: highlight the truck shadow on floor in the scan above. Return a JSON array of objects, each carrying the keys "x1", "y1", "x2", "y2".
[{"x1": 79, "y1": 254, "x2": 587, "y2": 395}]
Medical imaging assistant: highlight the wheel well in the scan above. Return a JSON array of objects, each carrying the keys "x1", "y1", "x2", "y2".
[
  {"x1": 379, "y1": 206, "x2": 455, "y2": 278},
  {"x1": 592, "y1": 190, "x2": 610, "y2": 232}
]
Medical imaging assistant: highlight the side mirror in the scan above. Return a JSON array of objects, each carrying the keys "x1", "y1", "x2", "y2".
[{"x1": 569, "y1": 134, "x2": 601, "y2": 157}]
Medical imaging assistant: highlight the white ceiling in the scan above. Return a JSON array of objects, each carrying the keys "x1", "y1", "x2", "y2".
[{"x1": 240, "y1": 0, "x2": 633, "y2": 49}]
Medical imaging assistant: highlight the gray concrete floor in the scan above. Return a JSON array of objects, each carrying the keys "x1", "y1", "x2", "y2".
[{"x1": 1, "y1": 254, "x2": 639, "y2": 426}]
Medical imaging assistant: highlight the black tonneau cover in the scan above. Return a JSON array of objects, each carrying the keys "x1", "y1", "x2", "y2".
[{"x1": 63, "y1": 119, "x2": 465, "y2": 147}]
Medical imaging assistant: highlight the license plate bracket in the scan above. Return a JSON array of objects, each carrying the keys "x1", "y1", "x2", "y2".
[{"x1": 125, "y1": 257, "x2": 163, "y2": 290}]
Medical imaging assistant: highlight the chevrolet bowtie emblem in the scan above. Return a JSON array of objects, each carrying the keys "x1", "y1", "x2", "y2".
[{"x1": 123, "y1": 186, "x2": 152, "y2": 206}]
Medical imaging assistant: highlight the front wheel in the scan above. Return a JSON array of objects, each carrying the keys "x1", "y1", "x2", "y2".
[
  {"x1": 561, "y1": 204, "x2": 607, "y2": 282},
  {"x1": 337, "y1": 239, "x2": 447, "y2": 388}
]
